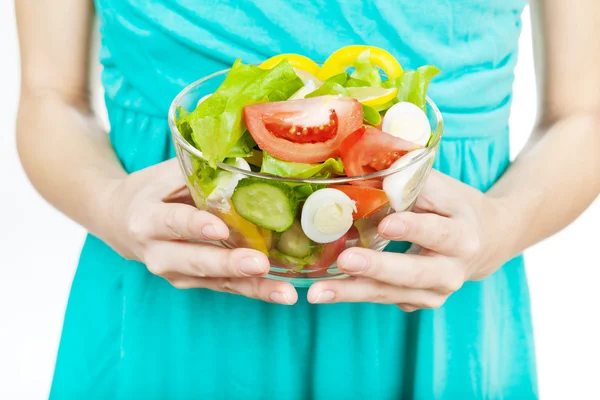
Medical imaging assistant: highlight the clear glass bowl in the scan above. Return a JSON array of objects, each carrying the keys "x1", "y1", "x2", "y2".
[{"x1": 168, "y1": 69, "x2": 443, "y2": 287}]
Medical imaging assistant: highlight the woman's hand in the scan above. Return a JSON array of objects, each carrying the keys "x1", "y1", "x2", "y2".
[
  {"x1": 98, "y1": 159, "x2": 298, "y2": 305},
  {"x1": 307, "y1": 170, "x2": 512, "y2": 310}
]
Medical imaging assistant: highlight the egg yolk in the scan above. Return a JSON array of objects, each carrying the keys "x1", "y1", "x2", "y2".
[{"x1": 313, "y1": 202, "x2": 354, "y2": 234}]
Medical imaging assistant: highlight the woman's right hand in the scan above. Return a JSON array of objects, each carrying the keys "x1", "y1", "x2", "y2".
[{"x1": 98, "y1": 158, "x2": 298, "y2": 305}]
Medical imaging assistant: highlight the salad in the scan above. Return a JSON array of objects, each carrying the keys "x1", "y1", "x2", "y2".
[{"x1": 174, "y1": 45, "x2": 440, "y2": 273}]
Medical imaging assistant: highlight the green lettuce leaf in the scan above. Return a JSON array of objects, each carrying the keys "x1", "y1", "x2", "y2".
[
  {"x1": 260, "y1": 152, "x2": 337, "y2": 203},
  {"x1": 189, "y1": 157, "x2": 219, "y2": 198},
  {"x1": 362, "y1": 104, "x2": 382, "y2": 126},
  {"x1": 383, "y1": 65, "x2": 440, "y2": 111},
  {"x1": 243, "y1": 60, "x2": 304, "y2": 102},
  {"x1": 227, "y1": 131, "x2": 257, "y2": 158},
  {"x1": 189, "y1": 156, "x2": 251, "y2": 204},
  {"x1": 292, "y1": 181, "x2": 328, "y2": 202},
  {"x1": 261, "y1": 152, "x2": 344, "y2": 179},
  {"x1": 186, "y1": 59, "x2": 303, "y2": 166},
  {"x1": 344, "y1": 77, "x2": 371, "y2": 88},
  {"x1": 322, "y1": 73, "x2": 348, "y2": 86},
  {"x1": 306, "y1": 83, "x2": 347, "y2": 97},
  {"x1": 175, "y1": 106, "x2": 194, "y2": 144},
  {"x1": 268, "y1": 78, "x2": 307, "y2": 102},
  {"x1": 350, "y1": 50, "x2": 382, "y2": 87},
  {"x1": 373, "y1": 100, "x2": 395, "y2": 112},
  {"x1": 306, "y1": 73, "x2": 349, "y2": 97}
]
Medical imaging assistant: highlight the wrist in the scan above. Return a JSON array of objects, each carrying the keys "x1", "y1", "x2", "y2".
[
  {"x1": 87, "y1": 176, "x2": 127, "y2": 243},
  {"x1": 485, "y1": 194, "x2": 523, "y2": 262}
]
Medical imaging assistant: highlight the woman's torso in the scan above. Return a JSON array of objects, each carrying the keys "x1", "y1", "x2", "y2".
[{"x1": 49, "y1": 1, "x2": 538, "y2": 399}]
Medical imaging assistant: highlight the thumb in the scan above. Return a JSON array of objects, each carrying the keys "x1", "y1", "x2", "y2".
[{"x1": 143, "y1": 158, "x2": 189, "y2": 196}]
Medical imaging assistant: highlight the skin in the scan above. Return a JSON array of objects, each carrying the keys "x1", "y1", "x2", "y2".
[{"x1": 16, "y1": 1, "x2": 600, "y2": 309}]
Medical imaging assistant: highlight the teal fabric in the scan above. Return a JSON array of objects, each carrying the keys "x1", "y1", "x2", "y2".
[{"x1": 50, "y1": 1, "x2": 537, "y2": 399}]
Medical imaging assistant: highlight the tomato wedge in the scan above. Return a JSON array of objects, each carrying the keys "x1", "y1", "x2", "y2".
[
  {"x1": 244, "y1": 96, "x2": 363, "y2": 163},
  {"x1": 305, "y1": 233, "x2": 348, "y2": 271},
  {"x1": 330, "y1": 185, "x2": 389, "y2": 219},
  {"x1": 341, "y1": 127, "x2": 422, "y2": 177},
  {"x1": 339, "y1": 126, "x2": 365, "y2": 157},
  {"x1": 347, "y1": 225, "x2": 360, "y2": 241}
]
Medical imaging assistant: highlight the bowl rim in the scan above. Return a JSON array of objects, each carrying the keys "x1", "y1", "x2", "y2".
[{"x1": 168, "y1": 68, "x2": 444, "y2": 184}]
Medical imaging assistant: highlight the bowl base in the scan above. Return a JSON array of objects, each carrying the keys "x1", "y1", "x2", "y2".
[{"x1": 266, "y1": 266, "x2": 350, "y2": 287}]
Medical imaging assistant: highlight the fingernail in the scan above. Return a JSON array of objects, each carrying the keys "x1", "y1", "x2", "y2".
[
  {"x1": 381, "y1": 219, "x2": 406, "y2": 238},
  {"x1": 269, "y1": 291, "x2": 292, "y2": 305},
  {"x1": 201, "y1": 224, "x2": 227, "y2": 240},
  {"x1": 239, "y1": 256, "x2": 266, "y2": 276},
  {"x1": 312, "y1": 290, "x2": 335, "y2": 304},
  {"x1": 339, "y1": 252, "x2": 368, "y2": 273}
]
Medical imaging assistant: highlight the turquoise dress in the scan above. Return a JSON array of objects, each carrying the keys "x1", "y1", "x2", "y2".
[{"x1": 50, "y1": 1, "x2": 537, "y2": 398}]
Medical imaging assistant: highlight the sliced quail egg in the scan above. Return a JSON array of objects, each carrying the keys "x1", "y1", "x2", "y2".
[
  {"x1": 206, "y1": 158, "x2": 251, "y2": 208},
  {"x1": 381, "y1": 102, "x2": 431, "y2": 146},
  {"x1": 301, "y1": 188, "x2": 356, "y2": 244},
  {"x1": 382, "y1": 149, "x2": 433, "y2": 212}
]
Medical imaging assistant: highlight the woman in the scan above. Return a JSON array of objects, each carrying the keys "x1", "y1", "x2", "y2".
[{"x1": 15, "y1": 0, "x2": 599, "y2": 398}]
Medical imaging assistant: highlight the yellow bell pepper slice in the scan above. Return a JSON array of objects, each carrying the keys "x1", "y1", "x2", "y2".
[
  {"x1": 211, "y1": 201, "x2": 269, "y2": 255},
  {"x1": 259, "y1": 54, "x2": 320, "y2": 76},
  {"x1": 259, "y1": 227, "x2": 274, "y2": 250},
  {"x1": 318, "y1": 45, "x2": 403, "y2": 80}
]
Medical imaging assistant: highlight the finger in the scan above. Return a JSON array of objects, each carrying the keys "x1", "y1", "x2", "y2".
[
  {"x1": 396, "y1": 303, "x2": 419, "y2": 312},
  {"x1": 378, "y1": 211, "x2": 465, "y2": 256},
  {"x1": 145, "y1": 241, "x2": 271, "y2": 279},
  {"x1": 414, "y1": 169, "x2": 461, "y2": 216},
  {"x1": 150, "y1": 203, "x2": 229, "y2": 241},
  {"x1": 307, "y1": 277, "x2": 446, "y2": 308},
  {"x1": 336, "y1": 247, "x2": 464, "y2": 294},
  {"x1": 164, "y1": 274, "x2": 298, "y2": 305}
]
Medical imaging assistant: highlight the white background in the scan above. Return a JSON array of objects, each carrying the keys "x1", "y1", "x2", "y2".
[{"x1": 1, "y1": 3, "x2": 598, "y2": 399}]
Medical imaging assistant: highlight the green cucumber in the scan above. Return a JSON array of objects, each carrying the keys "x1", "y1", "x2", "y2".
[
  {"x1": 231, "y1": 178, "x2": 298, "y2": 232},
  {"x1": 276, "y1": 221, "x2": 314, "y2": 258}
]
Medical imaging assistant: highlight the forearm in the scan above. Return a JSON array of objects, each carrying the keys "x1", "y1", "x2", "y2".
[
  {"x1": 488, "y1": 113, "x2": 600, "y2": 258},
  {"x1": 16, "y1": 89, "x2": 126, "y2": 236}
]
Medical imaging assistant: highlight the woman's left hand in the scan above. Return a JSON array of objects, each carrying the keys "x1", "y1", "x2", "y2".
[{"x1": 307, "y1": 170, "x2": 513, "y2": 311}]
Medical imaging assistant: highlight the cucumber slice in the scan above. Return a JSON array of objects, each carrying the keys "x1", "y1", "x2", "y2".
[
  {"x1": 231, "y1": 178, "x2": 298, "y2": 232},
  {"x1": 276, "y1": 221, "x2": 314, "y2": 258}
]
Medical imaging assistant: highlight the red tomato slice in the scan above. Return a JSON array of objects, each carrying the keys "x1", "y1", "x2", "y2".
[
  {"x1": 341, "y1": 127, "x2": 422, "y2": 177},
  {"x1": 329, "y1": 185, "x2": 389, "y2": 219},
  {"x1": 339, "y1": 126, "x2": 365, "y2": 158},
  {"x1": 347, "y1": 225, "x2": 360, "y2": 241},
  {"x1": 244, "y1": 96, "x2": 363, "y2": 163},
  {"x1": 305, "y1": 233, "x2": 348, "y2": 271}
]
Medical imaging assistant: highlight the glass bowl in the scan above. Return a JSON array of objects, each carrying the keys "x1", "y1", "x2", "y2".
[{"x1": 168, "y1": 69, "x2": 443, "y2": 287}]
